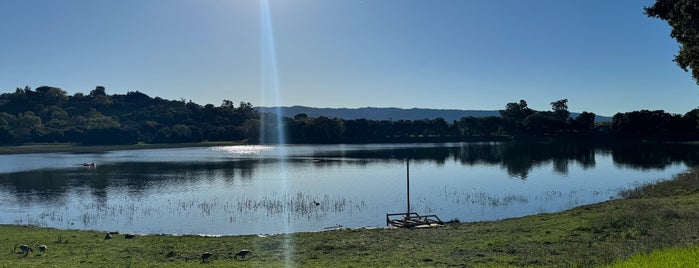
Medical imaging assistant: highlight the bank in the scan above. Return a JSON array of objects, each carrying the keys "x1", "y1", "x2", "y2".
[{"x1": 0, "y1": 141, "x2": 245, "y2": 155}]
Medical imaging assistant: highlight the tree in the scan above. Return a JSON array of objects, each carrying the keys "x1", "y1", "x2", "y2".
[
  {"x1": 550, "y1": 99, "x2": 569, "y2": 120},
  {"x1": 293, "y1": 113, "x2": 308, "y2": 121},
  {"x1": 12, "y1": 112, "x2": 43, "y2": 141},
  {"x1": 221, "y1": 99, "x2": 235, "y2": 109},
  {"x1": 523, "y1": 112, "x2": 558, "y2": 135},
  {"x1": 571, "y1": 112, "x2": 596, "y2": 133},
  {"x1": 500, "y1": 100, "x2": 535, "y2": 135},
  {"x1": 646, "y1": 1, "x2": 699, "y2": 84},
  {"x1": 86, "y1": 109, "x2": 120, "y2": 129},
  {"x1": 0, "y1": 113, "x2": 15, "y2": 143},
  {"x1": 170, "y1": 124, "x2": 192, "y2": 142},
  {"x1": 89, "y1": 86, "x2": 106, "y2": 97}
]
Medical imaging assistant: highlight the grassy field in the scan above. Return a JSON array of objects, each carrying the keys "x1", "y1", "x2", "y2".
[
  {"x1": 2, "y1": 169, "x2": 699, "y2": 267},
  {"x1": 608, "y1": 245, "x2": 699, "y2": 267}
]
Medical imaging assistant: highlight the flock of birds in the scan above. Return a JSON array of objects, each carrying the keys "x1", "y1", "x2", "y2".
[
  {"x1": 14, "y1": 244, "x2": 46, "y2": 257},
  {"x1": 202, "y1": 249, "x2": 252, "y2": 263},
  {"x1": 14, "y1": 231, "x2": 253, "y2": 263},
  {"x1": 103, "y1": 232, "x2": 252, "y2": 263}
]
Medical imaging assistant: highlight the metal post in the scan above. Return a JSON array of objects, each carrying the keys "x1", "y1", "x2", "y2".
[{"x1": 406, "y1": 159, "x2": 410, "y2": 218}]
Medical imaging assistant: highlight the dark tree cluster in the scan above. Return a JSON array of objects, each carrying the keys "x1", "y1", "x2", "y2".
[
  {"x1": 2, "y1": 86, "x2": 698, "y2": 145},
  {"x1": 498, "y1": 99, "x2": 596, "y2": 136},
  {"x1": 611, "y1": 109, "x2": 699, "y2": 140},
  {"x1": 265, "y1": 99, "x2": 598, "y2": 144},
  {"x1": 0, "y1": 86, "x2": 259, "y2": 145}
]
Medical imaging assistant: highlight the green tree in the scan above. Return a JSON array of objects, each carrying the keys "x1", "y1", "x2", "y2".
[
  {"x1": 170, "y1": 124, "x2": 192, "y2": 142},
  {"x1": 14, "y1": 111, "x2": 43, "y2": 140},
  {"x1": 86, "y1": 109, "x2": 121, "y2": 129},
  {"x1": 308, "y1": 117, "x2": 344, "y2": 142},
  {"x1": 646, "y1": 1, "x2": 699, "y2": 84},
  {"x1": 0, "y1": 113, "x2": 15, "y2": 143}
]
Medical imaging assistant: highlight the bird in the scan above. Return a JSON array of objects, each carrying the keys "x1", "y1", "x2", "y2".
[
  {"x1": 19, "y1": 245, "x2": 32, "y2": 256},
  {"x1": 234, "y1": 249, "x2": 252, "y2": 260},
  {"x1": 312, "y1": 200, "x2": 320, "y2": 206},
  {"x1": 38, "y1": 245, "x2": 47, "y2": 255},
  {"x1": 125, "y1": 234, "x2": 136, "y2": 239},
  {"x1": 201, "y1": 252, "x2": 213, "y2": 263},
  {"x1": 104, "y1": 233, "x2": 112, "y2": 240}
]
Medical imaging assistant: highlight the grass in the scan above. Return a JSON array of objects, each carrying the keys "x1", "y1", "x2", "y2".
[
  {"x1": 607, "y1": 246, "x2": 699, "y2": 268},
  {"x1": 3, "y1": 169, "x2": 699, "y2": 267}
]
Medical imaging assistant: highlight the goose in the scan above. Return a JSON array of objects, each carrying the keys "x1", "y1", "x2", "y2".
[
  {"x1": 38, "y1": 245, "x2": 47, "y2": 255},
  {"x1": 201, "y1": 252, "x2": 213, "y2": 263},
  {"x1": 234, "y1": 249, "x2": 252, "y2": 260},
  {"x1": 19, "y1": 245, "x2": 32, "y2": 256}
]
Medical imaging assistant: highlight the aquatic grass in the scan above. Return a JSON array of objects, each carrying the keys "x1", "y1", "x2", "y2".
[
  {"x1": 3, "y1": 179, "x2": 699, "y2": 267},
  {"x1": 2, "y1": 154, "x2": 699, "y2": 266},
  {"x1": 235, "y1": 192, "x2": 366, "y2": 220},
  {"x1": 12, "y1": 192, "x2": 367, "y2": 235},
  {"x1": 438, "y1": 186, "x2": 529, "y2": 207}
]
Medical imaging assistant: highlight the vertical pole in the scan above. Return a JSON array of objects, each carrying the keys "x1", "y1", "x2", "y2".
[{"x1": 406, "y1": 159, "x2": 410, "y2": 217}]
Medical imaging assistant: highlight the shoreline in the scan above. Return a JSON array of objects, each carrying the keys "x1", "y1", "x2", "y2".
[
  {"x1": 0, "y1": 141, "x2": 246, "y2": 155},
  {"x1": 3, "y1": 138, "x2": 699, "y2": 155},
  {"x1": 4, "y1": 167, "x2": 699, "y2": 266},
  {"x1": 2, "y1": 168, "x2": 698, "y2": 266}
]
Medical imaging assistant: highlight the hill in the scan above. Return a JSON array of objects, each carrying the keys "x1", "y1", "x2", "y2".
[{"x1": 256, "y1": 106, "x2": 612, "y2": 122}]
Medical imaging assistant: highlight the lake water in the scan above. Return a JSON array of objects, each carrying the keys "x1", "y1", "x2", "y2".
[{"x1": 0, "y1": 142, "x2": 693, "y2": 236}]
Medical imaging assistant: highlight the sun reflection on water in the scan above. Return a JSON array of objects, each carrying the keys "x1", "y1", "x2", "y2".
[{"x1": 211, "y1": 145, "x2": 278, "y2": 157}]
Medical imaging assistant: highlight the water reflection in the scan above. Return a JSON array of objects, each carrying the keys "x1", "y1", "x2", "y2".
[
  {"x1": 0, "y1": 142, "x2": 694, "y2": 235},
  {"x1": 1, "y1": 142, "x2": 696, "y2": 198},
  {"x1": 293, "y1": 142, "x2": 692, "y2": 178},
  {"x1": 608, "y1": 143, "x2": 699, "y2": 169}
]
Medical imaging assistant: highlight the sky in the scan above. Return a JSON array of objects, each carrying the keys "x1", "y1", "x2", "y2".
[{"x1": 0, "y1": 0, "x2": 697, "y2": 116}]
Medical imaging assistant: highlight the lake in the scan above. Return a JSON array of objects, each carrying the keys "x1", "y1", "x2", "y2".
[{"x1": 0, "y1": 142, "x2": 694, "y2": 236}]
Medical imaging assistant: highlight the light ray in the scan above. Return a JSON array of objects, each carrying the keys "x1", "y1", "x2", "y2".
[{"x1": 259, "y1": 0, "x2": 294, "y2": 266}]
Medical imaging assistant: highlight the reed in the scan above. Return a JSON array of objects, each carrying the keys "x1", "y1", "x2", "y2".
[{"x1": 12, "y1": 192, "x2": 367, "y2": 233}]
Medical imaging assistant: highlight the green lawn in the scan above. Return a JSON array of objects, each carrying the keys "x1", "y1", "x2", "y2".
[
  {"x1": 608, "y1": 245, "x2": 699, "y2": 268},
  {"x1": 3, "y1": 168, "x2": 699, "y2": 267}
]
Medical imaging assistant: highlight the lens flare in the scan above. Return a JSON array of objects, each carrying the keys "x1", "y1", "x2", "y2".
[{"x1": 259, "y1": 0, "x2": 293, "y2": 266}]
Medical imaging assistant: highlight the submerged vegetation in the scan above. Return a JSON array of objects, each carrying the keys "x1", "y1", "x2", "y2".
[{"x1": 3, "y1": 168, "x2": 699, "y2": 267}]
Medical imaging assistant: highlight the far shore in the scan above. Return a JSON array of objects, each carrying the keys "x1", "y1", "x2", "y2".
[
  {"x1": 3, "y1": 139, "x2": 699, "y2": 155},
  {"x1": 0, "y1": 141, "x2": 246, "y2": 155}
]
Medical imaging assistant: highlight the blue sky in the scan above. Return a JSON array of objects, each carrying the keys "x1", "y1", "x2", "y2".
[{"x1": 0, "y1": 0, "x2": 696, "y2": 116}]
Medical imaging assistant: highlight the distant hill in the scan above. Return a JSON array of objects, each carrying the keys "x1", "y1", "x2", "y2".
[{"x1": 255, "y1": 106, "x2": 612, "y2": 122}]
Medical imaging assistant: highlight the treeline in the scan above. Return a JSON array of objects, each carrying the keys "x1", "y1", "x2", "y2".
[
  {"x1": 269, "y1": 99, "x2": 597, "y2": 143},
  {"x1": 268, "y1": 99, "x2": 699, "y2": 143},
  {"x1": 0, "y1": 86, "x2": 259, "y2": 145},
  {"x1": 1, "y1": 86, "x2": 699, "y2": 145}
]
